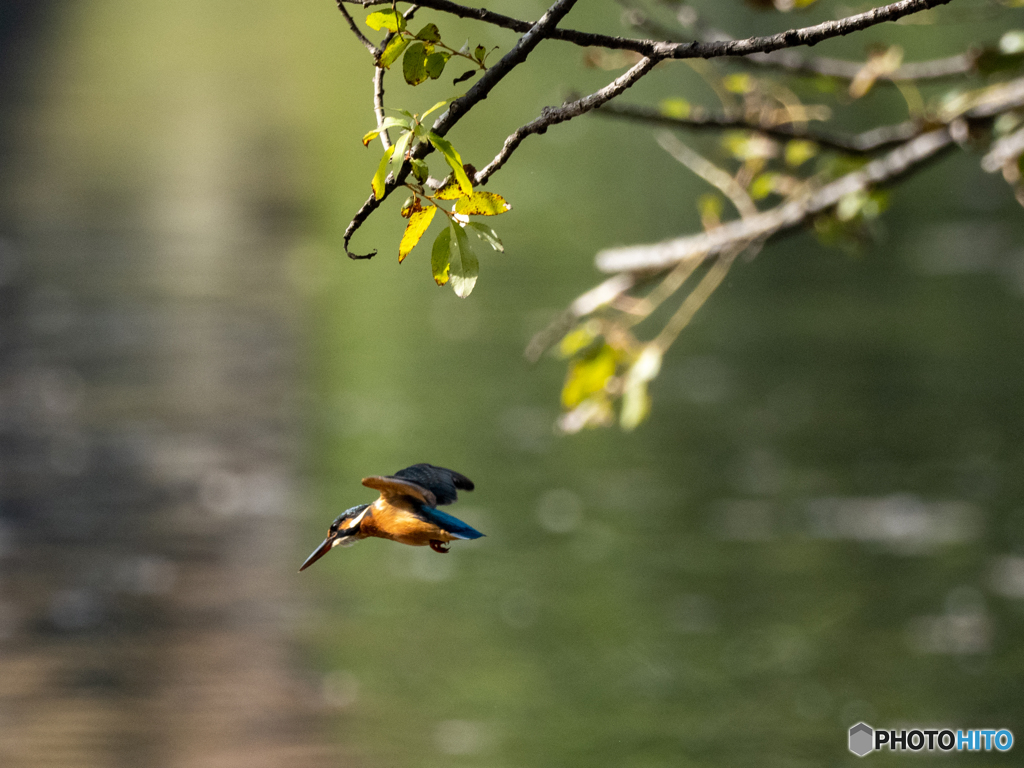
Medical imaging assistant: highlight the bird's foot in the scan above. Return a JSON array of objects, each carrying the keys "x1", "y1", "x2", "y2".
[{"x1": 429, "y1": 540, "x2": 450, "y2": 553}]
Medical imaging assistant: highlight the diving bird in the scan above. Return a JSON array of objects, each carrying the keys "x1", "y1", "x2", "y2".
[{"x1": 299, "y1": 464, "x2": 483, "y2": 571}]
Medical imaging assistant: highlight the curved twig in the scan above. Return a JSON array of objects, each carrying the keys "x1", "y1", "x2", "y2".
[{"x1": 475, "y1": 56, "x2": 660, "y2": 184}]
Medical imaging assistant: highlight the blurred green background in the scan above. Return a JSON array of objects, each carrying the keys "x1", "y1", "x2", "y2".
[{"x1": 2, "y1": 1, "x2": 1023, "y2": 766}]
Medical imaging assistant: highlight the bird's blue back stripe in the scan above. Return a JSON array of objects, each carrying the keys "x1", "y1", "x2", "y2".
[{"x1": 421, "y1": 506, "x2": 484, "y2": 539}]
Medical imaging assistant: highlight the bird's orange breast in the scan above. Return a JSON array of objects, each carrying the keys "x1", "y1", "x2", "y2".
[{"x1": 361, "y1": 501, "x2": 454, "y2": 547}]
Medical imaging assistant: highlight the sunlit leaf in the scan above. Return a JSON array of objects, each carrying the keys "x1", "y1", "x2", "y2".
[
  {"x1": 836, "y1": 190, "x2": 867, "y2": 221},
  {"x1": 466, "y1": 221, "x2": 503, "y2": 252},
  {"x1": 448, "y1": 223, "x2": 479, "y2": 298},
  {"x1": 434, "y1": 181, "x2": 463, "y2": 200},
  {"x1": 659, "y1": 97, "x2": 691, "y2": 119},
  {"x1": 380, "y1": 35, "x2": 409, "y2": 69},
  {"x1": 403, "y1": 42, "x2": 429, "y2": 85},
  {"x1": 698, "y1": 193, "x2": 724, "y2": 222},
  {"x1": 426, "y1": 51, "x2": 452, "y2": 79},
  {"x1": 1000, "y1": 30, "x2": 1024, "y2": 54},
  {"x1": 431, "y1": 227, "x2": 451, "y2": 285},
  {"x1": 562, "y1": 345, "x2": 617, "y2": 409},
  {"x1": 361, "y1": 130, "x2": 381, "y2": 147},
  {"x1": 474, "y1": 45, "x2": 487, "y2": 64},
  {"x1": 784, "y1": 139, "x2": 819, "y2": 167},
  {"x1": 723, "y1": 73, "x2": 752, "y2": 94},
  {"x1": 619, "y1": 380, "x2": 650, "y2": 430},
  {"x1": 749, "y1": 172, "x2": 779, "y2": 200},
  {"x1": 423, "y1": 98, "x2": 455, "y2": 121},
  {"x1": 454, "y1": 191, "x2": 511, "y2": 216},
  {"x1": 366, "y1": 10, "x2": 405, "y2": 32},
  {"x1": 428, "y1": 132, "x2": 473, "y2": 195},
  {"x1": 558, "y1": 323, "x2": 598, "y2": 358},
  {"x1": 415, "y1": 23, "x2": 441, "y2": 42},
  {"x1": 372, "y1": 145, "x2": 396, "y2": 200},
  {"x1": 399, "y1": 203, "x2": 437, "y2": 263}
]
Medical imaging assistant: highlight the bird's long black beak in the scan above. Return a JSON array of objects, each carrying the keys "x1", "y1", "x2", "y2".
[{"x1": 299, "y1": 536, "x2": 336, "y2": 572}]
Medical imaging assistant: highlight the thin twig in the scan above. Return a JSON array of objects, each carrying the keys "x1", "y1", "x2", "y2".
[
  {"x1": 656, "y1": 132, "x2": 757, "y2": 219},
  {"x1": 596, "y1": 127, "x2": 956, "y2": 273},
  {"x1": 475, "y1": 56, "x2": 660, "y2": 184},
  {"x1": 373, "y1": 66, "x2": 390, "y2": 149},
  {"x1": 595, "y1": 101, "x2": 922, "y2": 154},
  {"x1": 335, "y1": 0, "x2": 379, "y2": 59},
  {"x1": 652, "y1": 248, "x2": 739, "y2": 353}
]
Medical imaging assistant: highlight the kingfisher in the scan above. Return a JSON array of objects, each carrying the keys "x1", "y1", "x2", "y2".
[{"x1": 299, "y1": 463, "x2": 484, "y2": 571}]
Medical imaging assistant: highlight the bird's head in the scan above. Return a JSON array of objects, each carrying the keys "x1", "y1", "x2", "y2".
[{"x1": 298, "y1": 504, "x2": 370, "y2": 572}]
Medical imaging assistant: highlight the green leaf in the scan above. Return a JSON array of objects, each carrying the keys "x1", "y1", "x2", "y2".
[
  {"x1": 426, "y1": 51, "x2": 452, "y2": 80},
  {"x1": 749, "y1": 172, "x2": 778, "y2": 200},
  {"x1": 415, "y1": 23, "x2": 441, "y2": 42},
  {"x1": 379, "y1": 35, "x2": 409, "y2": 69},
  {"x1": 784, "y1": 139, "x2": 818, "y2": 167},
  {"x1": 562, "y1": 345, "x2": 617, "y2": 409},
  {"x1": 422, "y1": 98, "x2": 455, "y2": 121},
  {"x1": 403, "y1": 42, "x2": 429, "y2": 86},
  {"x1": 366, "y1": 10, "x2": 405, "y2": 32},
  {"x1": 362, "y1": 116, "x2": 410, "y2": 147},
  {"x1": 390, "y1": 130, "x2": 413, "y2": 171},
  {"x1": 454, "y1": 191, "x2": 511, "y2": 216},
  {"x1": 427, "y1": 132, "x2": 473, "y2": 195},
  {"x1": 372, "y1": 145, "x2": 396, "y2": 200},
  {"x1": 723, "y1": 73, "x2": 752, "y2": 94},
  {"x1": 659, "y1": 97, "x2": 690, "y2": 119},
  {"x1": 473, "y1": 45, "x2": 487, "y2": 64},
  {"x1": 431, "y1": 227, "x2": 451, "y2": 285},
  {"x1": 448, "y1": 223, "x2": 479, "y2": 298},
  {"x1": 399, "y1": 203, "x2": 437, "y2": 263},
  {"x1": 466, "y1": 221, "x2": 503, "y2": 252},
  {"x1": 410, "y1": 158, "x2": 429, "y2": 183}
]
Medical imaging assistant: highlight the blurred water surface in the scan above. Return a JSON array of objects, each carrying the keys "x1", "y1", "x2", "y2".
[{"x1": 1, "y1": 2, "x2": 1023, "y2": 768}]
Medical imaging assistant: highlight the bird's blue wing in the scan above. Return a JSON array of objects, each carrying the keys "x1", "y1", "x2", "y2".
[
  {"x1": 417, "y1": 506, "x2": 484, "y2": 540},
  {"x1": 394, "y1": 464, "x2": 474, "y2": 506}
]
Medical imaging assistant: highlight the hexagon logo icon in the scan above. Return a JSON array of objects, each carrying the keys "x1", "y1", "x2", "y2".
[{"x1": 849, "y1": 722, "x2": 874, "y2": 757}]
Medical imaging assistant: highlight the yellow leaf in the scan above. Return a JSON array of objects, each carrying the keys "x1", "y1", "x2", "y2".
[
  {"x1": 454, "y1": 191, "x2": 511, "y2": 216},
  {"x1": 561, "y1": 345, "x2": 617, "y2": 409},
  {"x1": 434, "y1": 182, "x2": 462, "y2": 200},
  {"x1": 362, "y1": 130, "x2": 381, "y2": 147},
  {"x1": 398, "y1": 204, "x2": 437, "y2": 262}
]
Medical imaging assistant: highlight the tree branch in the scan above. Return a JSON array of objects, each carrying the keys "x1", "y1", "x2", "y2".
[
  {"x1": 595, "y1": 127, "x2": 956, "y2": 273},
  {"x1": 475, "y1": 56, "x2": 660, "y2": 185},
  {"x1": 595, "y1": 101, "x2": 922, "y2": 154},
  {"x1": 335, "y1": 0, "x2": 379, "y2": 59},
  {"x1": 342, "y1": 0, "x2": 580, "y2": 258},
  {"x1": 346, "y1": 0, "x2": 952, "y2": 60}
]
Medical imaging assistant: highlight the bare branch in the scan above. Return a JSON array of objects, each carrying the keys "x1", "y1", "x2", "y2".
[
  {"x1": 346, "y1": 0, "x2": 953, "y2": 61},
  {"x1": 595, "y1": 101, "x2": 922, "y2": 154},
  {"x1": 373, "y1": 66, "x2": 390, "y2": 149},
  {"x1": 476, "y1": 56, "x2": 660, "y2": 185},
  {"x1": 596, "y1": 127, "x2": 956, "y2": 273},
  {"x1": 335, "y1": 0, "x2": 379, "y2": 59},
  {"x1": 617, "y1": 0, "x2": 975, "y2": 82}
]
